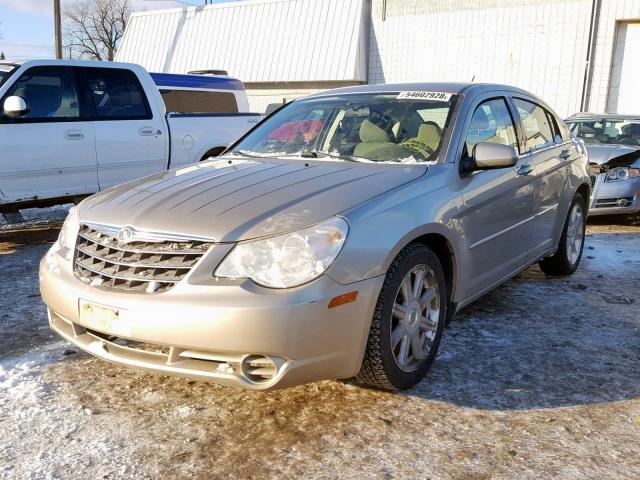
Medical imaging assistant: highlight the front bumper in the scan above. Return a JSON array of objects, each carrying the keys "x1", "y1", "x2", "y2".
[
  {"x1": 588, "y1": 174, "x2": 640, "y2": 216},
  {"x1": 40, "y1": 247, "x2": 384, "y2": 390}
]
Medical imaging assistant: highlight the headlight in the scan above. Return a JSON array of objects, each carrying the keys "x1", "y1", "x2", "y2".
[
  {"x1": 215, "y1": 217, "x2": 349, "y2": 288},
  {"x1": 56, "y1": 206, "x2": 80, "y2": 260},
  {"x1": 605, "y1": 167, "x2": 639, "y2": 182}
]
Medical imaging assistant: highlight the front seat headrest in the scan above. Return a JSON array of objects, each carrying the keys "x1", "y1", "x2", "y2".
[
  {"x1": 360, "y1": 119, "x2": 392, "y2": 143},
  {"x1": 416, "y1": 122, "x2": 441, "y2": 150}
]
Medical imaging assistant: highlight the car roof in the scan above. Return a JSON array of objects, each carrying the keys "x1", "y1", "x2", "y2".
[
  {"x1": 0, "y1": 59, "x2": 145, "y2": 70},
  {"x1": 566, "y1": 112, "x2": 640, "y2": 121},
  {"x1": 305, "y1": 82, "x2": 538, "y2": 98}
]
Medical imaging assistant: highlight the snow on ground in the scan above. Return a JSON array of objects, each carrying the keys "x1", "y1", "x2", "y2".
[
  {"x1": 0, "y1": 227, "x2": 638, "y2": 479},
  {"x1": 0, "y1": 204, "x2": 71, "y2": 231}
]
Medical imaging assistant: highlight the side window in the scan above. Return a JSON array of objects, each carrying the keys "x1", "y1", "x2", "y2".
[
  {"x1": 84, "y1": 68, "x2": 150, "y2": 119},
  {"x1": 160, "y1": 89, "x2": 238, "y2": 113},
  {"x1": 2, "y1": 66, "x2": 79, "y2": 121},
  {"x1": 514, "y1": 99, "x2": 554, "y2": 151},
  {"x1": 464, "y1": 98, "x2": 518, "y2": 156}
]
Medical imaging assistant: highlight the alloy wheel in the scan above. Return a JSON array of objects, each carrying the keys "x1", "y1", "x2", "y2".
[
  {"x1": 390, "y1": 265, "x2": 441, "y2": 372},
  {"x1": 566, "y1": 202, "x2": 585, "y2": 265}
]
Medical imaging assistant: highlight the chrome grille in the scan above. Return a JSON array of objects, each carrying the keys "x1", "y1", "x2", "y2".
[{"x1": 73, "y1": 225, "x2": 213, "y2": 293}]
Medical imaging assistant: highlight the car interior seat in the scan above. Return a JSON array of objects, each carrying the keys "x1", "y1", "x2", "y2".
[
  {"x1": 353, "y1": 119, "x2": 395, "y2": 157},
  {"x1": 414, "y1": 121, "x2": 442, "y2": 151}
]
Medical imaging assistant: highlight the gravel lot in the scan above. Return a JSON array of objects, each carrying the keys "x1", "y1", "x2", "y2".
[{"x1": 0, "y1": 221, "x2": 639, "y2": 479}]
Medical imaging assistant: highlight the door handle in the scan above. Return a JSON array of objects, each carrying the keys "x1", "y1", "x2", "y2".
[
  {"x1": 559, "y1": 148, "x2": 571, "y2": 159},
  {"x1": 64, "y1": 130, "x2": 84, "y2": 140},
  {"x1": 138, "y1": 127, "x2": 155, "y2": 136},
  {"x1": 517, "y1": 164, "x2": 533, "y2": 176}
]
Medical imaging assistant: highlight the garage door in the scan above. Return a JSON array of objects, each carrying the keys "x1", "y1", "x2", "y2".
[{"x1": 607, "y1": 22, "x2": 640, "y2": 114}]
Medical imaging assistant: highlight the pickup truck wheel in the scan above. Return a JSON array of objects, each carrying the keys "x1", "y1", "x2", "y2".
[
  {"x1": 356, "y1": 244, "x2": 446, "y2": 390},
  {"x1": 539, "y1": 194, "x2": 586, "y2": 276}
]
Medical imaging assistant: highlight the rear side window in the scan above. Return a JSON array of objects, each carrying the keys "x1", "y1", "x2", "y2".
[
  {"x1": 2, "y1": 66, "x2": 79, "y2": 121},
  {"x1": 84, "y1": 68, "x2": 151, "y2": 119},
  {"x1": 514, "y1": 99, "x2": 554, "y2": 151},
  {"x1": 160, "y1": 89, "x2": 238, "y2": 113},
  {"x1": 464, "y1": 98, "x2": 518, "y2": 156}
]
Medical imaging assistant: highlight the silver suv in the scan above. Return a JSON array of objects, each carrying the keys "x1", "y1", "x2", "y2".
[{"x1": 40, "y1": 83, "x2": 591, "y2": 391}]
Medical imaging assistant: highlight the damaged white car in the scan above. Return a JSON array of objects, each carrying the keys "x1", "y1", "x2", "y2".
[{"x1": 566, "y1": 113, "x2": 640, "y2": 215}]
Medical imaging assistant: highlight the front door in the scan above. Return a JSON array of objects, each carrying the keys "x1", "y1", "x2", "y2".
[
  {"x1": 0, "y1": 66, "x2": 97, "y2": 204},
  {"x1": 81, "y1": 67, "x2": 166, "y2": 190},
  {"x1": 457, "y1": 96, "x2": 536, "y2": 298}
]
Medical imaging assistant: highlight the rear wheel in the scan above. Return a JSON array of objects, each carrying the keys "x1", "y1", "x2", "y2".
[
  {"x1": 539, "y1": 194, "x2": 586, "y2": 276},
  {"x1": 356, "y1": 244, "x2": 447, "y2": 390}
]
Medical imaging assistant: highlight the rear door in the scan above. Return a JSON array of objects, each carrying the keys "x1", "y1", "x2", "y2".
[
  {"x1": 81, "y1": 67, "x2": 166, "y2": 189},
  {"x1": 457, "y1": 94, "x2": 536, "y2": 297},
  {"x1": 512, "y1": 98, "x2": 570, "y2": 259},
  {"x1": 0, "y1": 65, "x2": 97, "y2": 203}
]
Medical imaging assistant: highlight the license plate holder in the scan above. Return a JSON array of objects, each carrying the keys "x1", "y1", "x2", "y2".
[{"x1": 79, "y1": 300, "x2": 120, "y2": 332}]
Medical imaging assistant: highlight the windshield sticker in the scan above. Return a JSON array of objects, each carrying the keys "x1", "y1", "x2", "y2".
[{"x1": 397, "y1": 91, "x2": 452, "y2": 102}]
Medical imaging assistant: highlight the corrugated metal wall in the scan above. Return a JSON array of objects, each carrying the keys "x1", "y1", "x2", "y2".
[
  {"x1": 119, "y1": 0, "x2": 640, "y2": 116},
  {"x1": 370, "y1": 0, "x2": 640, "y2": 117},
  {"x1": 369, "y1": 0, "x2": 593, "y2": 118},
  {"x1": 117, "y1": 0, "x2": 369, "y2": 83}
]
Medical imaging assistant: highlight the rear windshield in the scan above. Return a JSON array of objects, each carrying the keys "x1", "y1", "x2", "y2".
[
  {"x1": 0, "y1": 64, "x2": 17, "y2": 88},
  {"x1": 229, "y1": 91, "x2": 458, "y2": 164},
  {"x1": 567, "y1": 118, "x2": 640, "y2": 147}
]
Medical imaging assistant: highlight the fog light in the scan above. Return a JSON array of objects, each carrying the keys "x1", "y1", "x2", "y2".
[{"x1": 617, "y1": 198, "x2": 630, "y2": 207}]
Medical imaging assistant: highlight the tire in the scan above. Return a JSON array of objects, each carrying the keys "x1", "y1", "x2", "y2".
[
  {"x1": 538, "y1": 193, "x2": 586, "y2": 276},
  {"x1": 356, "y1": 243, "x2": 447, "y2": 390}
]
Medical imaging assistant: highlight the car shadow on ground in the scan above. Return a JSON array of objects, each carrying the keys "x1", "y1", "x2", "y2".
[{"x1": 407, "y1": 256, "x2": 640, "y2": 411}]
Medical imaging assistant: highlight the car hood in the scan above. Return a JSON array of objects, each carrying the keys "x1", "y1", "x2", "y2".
[
  {"x1": 586, "y1": 144, "x2": 640, "y2": 165},
  {"x1": 79, "y1": 158, "x2": 427, "y2": 242}
]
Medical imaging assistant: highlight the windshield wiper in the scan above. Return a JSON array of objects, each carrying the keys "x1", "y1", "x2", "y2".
[
  {"x1": 300, "y1": 150, "x2": 363, "y2": 163},
  {"x1": 226, "y1": 150, "x2": 262, "y2": 158}
]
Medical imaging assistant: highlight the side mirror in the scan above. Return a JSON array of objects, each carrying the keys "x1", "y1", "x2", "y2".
[
  {"x1": 462, "y1": 142, "x2": 518, "y2": 173},
  {"x1": 3, "y1": 96, "x2": 29, "y2": 118}
]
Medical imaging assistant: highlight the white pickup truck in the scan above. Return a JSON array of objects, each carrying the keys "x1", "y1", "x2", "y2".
[{"x1": 0, "y1": 59, "x2": 261, "y2": 216}]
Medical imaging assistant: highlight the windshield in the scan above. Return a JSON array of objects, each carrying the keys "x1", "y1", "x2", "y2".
[
  {"x1": 228, "y1": 92, "x2": 457, "y2": 163},
  {"x1": 567, "y1": 118, "x2": 640, "y2": 147},
  {"x1": 0, "y1": 64, "x2": 17, "y2": 88}
]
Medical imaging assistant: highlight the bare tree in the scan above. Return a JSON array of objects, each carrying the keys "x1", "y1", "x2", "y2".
[{"x1": 63, "y1": 0, "x2": 130, "y2": 61}]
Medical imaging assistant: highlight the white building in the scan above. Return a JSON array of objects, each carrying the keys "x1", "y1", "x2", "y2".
[{"x1": 117, "y1": 0, "x2": 640, "y2": 116}]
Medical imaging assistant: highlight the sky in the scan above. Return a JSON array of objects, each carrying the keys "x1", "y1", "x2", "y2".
[{"x1": 0, "y1": 0, "x2": 233, "y2": 60}]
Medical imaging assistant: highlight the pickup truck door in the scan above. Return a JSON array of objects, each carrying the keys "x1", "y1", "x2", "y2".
[
  {"x1": 81, "y1": 67, "x2": 166, "y2": 190},
  {"x1": 512, "y1": 98, "x2": 574, "y2": 260},
  {"x1": 456, "y1": 95, "x2": 536, "y2": 299},
  {"x1": 0, "y1": 65, "x2": 98, "y2": 204}
]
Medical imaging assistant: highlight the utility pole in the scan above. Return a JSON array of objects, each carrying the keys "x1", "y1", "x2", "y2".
[{"x1": 54, "y1": 0, "x2": 62, "y2": 59}]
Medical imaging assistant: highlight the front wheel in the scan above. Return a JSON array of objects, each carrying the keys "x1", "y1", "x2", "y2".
[
  {"x1": 356, "y1": 244, "x2": 447, "y2": 390},
  {"x1": 539, "y1": 193, "x2": 586, "y2": 276}
]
